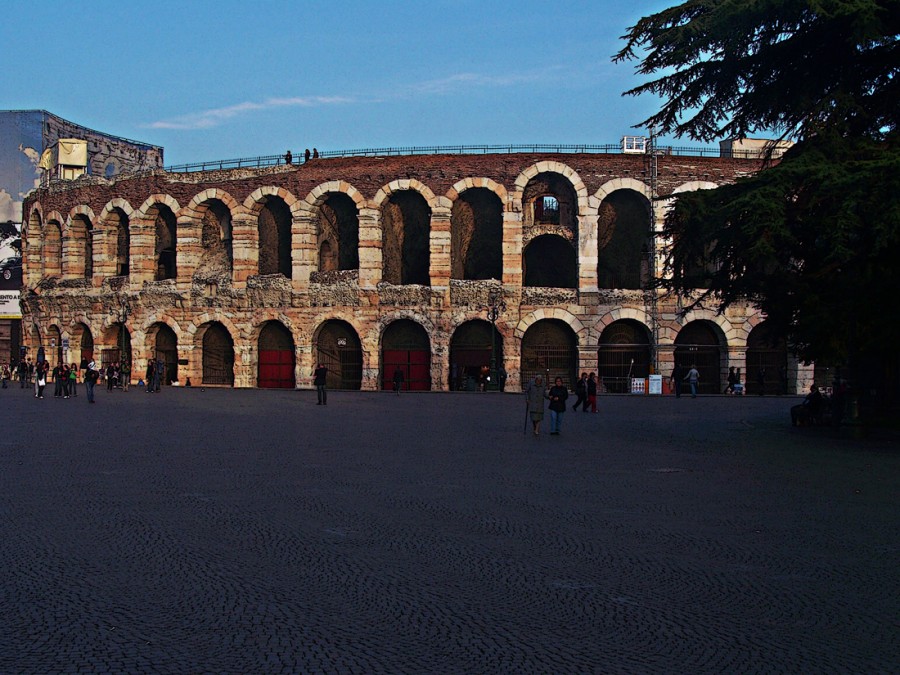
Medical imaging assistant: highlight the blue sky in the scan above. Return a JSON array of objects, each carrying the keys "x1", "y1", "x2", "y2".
[{"x1": 2, "y1": 0, "x2": 678, "y2": 166}]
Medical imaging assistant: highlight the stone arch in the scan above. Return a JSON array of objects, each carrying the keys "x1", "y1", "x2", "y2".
[
  {"x1": 304, "y1": 180, "x2": 367, "y2": 210},
  {"x1": 380, "y1": 317, "x2": 432, "y2": 391},
  {"x1": 313, "y1": 318, "x2": 363, "y2": 390},
  {"x1": 99, "y1": 200, "x2": 135, "y2": 277},
  {"x1": 515, "y1": 309, "x2": 587, "y2": 342},
  {"x1": 597, "y1": 318, "x2": 654, "y2": 393},
  {"x1": 193, "y1": 319, "x2": 238, "y2": 386},
  {"x1": 372, "y1": 178, "x2": 439, "y2": 210},
  {"x1": 520, "y1": 318, "x2": 580, "y2": 389},
  {"x1": 513, "y1": 161, "x2": 590, "y2": 215},
  {"x1": 256, "y1": 319, "x2": 296, "y2": 389},
  {"x1": 243, "y1": 186, "x2": 300, "y2": 215},
  {"x1": 245, "y1": 186, "x2": 298, "y2": 278},
  {"x1": 65, "y1": 207, "x2": 95, "y2": 281},
  {"x1": 672, "y1": 180, "x2": 720, "y2": 195},
  {"x1": 673, "y1": 317, "x2": 731, "y2": 394},
  {"x1": 596, "y1": 187, "x2": 652, "y2": 290},
  {"x1": 24, "y1": 205, "x2": 43, "y2": 285},
  {"x1": 42, "y1": 211, "x2": 65, "y2": 278},
  {"x1": 448, "y1": 182, "x2": 504, "y2": 281},
  {"x1": 448, "y1": 319, "x2": 504, "y2": 391},
  {"x1": 184, "y1": 190, "x2": 240, "y2": 281},
  {"x1": 135, "y1": 193, "x2": 181, "y2": 219},
  {"x1": 377, "y1": 184, "x2": 433, "y2": 285},
  {"x1": 593, "y1": 177, "x2": 653, "y2": 203},
  {"x1": 136, "y1": 195, "x2": 181, "y2": 281}
]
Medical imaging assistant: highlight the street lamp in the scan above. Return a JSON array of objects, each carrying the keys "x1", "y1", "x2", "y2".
[{"x1": 485, "y1": 286, "x2": 506, "y2": 391}]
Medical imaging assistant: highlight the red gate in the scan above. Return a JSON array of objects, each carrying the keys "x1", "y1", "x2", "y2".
[
  {"x1": 382, "y1": 349, "x2": 430, "y2": 391},
  {"x1": 258, "y1": 350, "x2": 294, "y2": 389}
]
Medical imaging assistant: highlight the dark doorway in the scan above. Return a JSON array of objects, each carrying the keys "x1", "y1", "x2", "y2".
[
  {"x1": 258, "y1": 321, "x2": 295, "y2": 389},
  {"x1": 597, "y1": 320, "x2": 652, "y2": 393},
  {"x1": 674, "y1": 321, "x2": 722, "y2": 394},
  {"x1": 520, "y1": 319, "x2": 578, "y2": 390},
  {"x1": 316, "y1": 320, "x2": 363, "y2": 390},
  {"x1": 449, "y1": 320, "x2": 501, "y2": 391},
  {"x1": 746, "y1": 321, "x2": 788, "y2": 395},
  {"x1": 154, "y1": 324, "x2": 179, "y2": 385},
  {"x1": 202, "y1": 323, "x2": 234, "y2": 386},
  {"x1": 382, "y1": 319, "x2": 431, "y2": 391},
  {"x1": 524, "y1": 235, "x2": 577, "y2": 288}
]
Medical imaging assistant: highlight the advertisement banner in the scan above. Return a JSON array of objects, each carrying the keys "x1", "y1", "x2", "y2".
[{"x1": 0, "y1": 290, "x2": 20, "y2": 319}]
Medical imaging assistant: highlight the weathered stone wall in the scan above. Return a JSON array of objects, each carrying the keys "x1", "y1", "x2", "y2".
[{"x1": 21, "y1": 151, "x2": 812, "y2": 392}]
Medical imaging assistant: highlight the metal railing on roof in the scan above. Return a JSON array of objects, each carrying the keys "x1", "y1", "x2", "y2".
[{"x1": 161, "y1": 143, "x2": 761, "y2": 173}]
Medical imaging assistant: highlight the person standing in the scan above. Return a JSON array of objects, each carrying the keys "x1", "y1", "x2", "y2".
[
  {"x1": 498, "y1": 365, "x2": 507, "y2": 392},
  {"x1": 313, "y1": 363, "x2": 328, "y2": 405},
  {"x1": 548, "y1": 377, "x2": 569, "y2": 435},
  {"x1": 724, "y1": 366, "x2": 739, "y2": 394},
  {"x1": 670, "y1": 363, "x2": 685, "y2": 398},
  {"x1": 1, "y1": 363, "x2": 9, "y2": 388},
  {"x1": 145, "y1": 359, "x2": 155, "y2": 393},
  {"x1": 52, "y1": 362, "x2": 64, "y2": 398},
  {"x1": 106, "y1": 363, "x2": 116, "y2": 392},
  {"x1": 525, "y1": 374, "x2": 547, "y2": 436},
  {"x1": 120, "y1": 360, "x2": 130, "y2": 392},
  {"x1": 587, "y1": 372, "x2": 598, "y2": 412},
  {"x1": 685, "y1": 364, "x2": 700, "y2": 398},
  {"x1": 392, "y1": 366, "x2": 404, "y2": 395},
  {"x1": 35, "y1": 362, "x2": 47, "y2": 399},
  {"x1": 18, "y1": 359, "x2": 27, "y2": 388},
  {"x1": 61, "y1": 364, "x2": 71, "y2": 398},
  {"x1": 572, "y1": 372, "x2": 588, "y2": 412},
  {"x1": 85, "y1": 361, "x2": 98, "y2": 403},
  {"x1": 69, "y1": 363, "x2": 78, "y2": 397}
]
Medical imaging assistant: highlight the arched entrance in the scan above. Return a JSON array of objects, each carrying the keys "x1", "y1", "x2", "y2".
[
  {"x1": 201, "y1": 322, "x2": 234, "y2": 386},
  {"x1": 47, "y1": 325, "x2": 63, "y2": 364},
  {"x1": 674, "y1": 321, "x2": 722, "y2": 394},
  {"x1": 258, "y1": 321, "x2": 295, "y2": 389},
  {"x1": 521, "y1": 319, "x2": 578, "y2": 390},
  {"x1": 523, "y1": 235, "x2": 577, "y2": 288},
  {"x1": 746, "y1": 321, "x2": 788, "y2": 395},
  {"x1": 101, "y1": 324, "x2": 131, "y2": 375},
  {"x1": 382, "y1": 319, "x2": 431, "y2": 391},
  {"x1": 315, "y1": 320, "x2": 363, "y2": 390},
  {"x1": 152, "y1": 324, "x2": 179, "y2": 385},
  {"x1": 449, "y1": 320, "x2": 502, "y2": 391},
  {"x1": 79, "y1": 325, "x2": 94, "y2": 367},
  {"x1": 597, "y1": 320, "x2": 652, "y2": 393}
]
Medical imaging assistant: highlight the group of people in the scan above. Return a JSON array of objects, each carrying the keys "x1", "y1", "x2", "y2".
[
  {"x1": 104, "y1": 361, "x2": 132, "y2": 392},
  {"x1": 524, "y1": 371, "x2": 601, "y2": 436}
]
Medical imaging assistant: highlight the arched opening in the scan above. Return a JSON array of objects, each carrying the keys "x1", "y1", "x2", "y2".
[
  {"x1": 316, "y1": 320, "x2": 363, "y2": 390},
  {"x1": 674, "y1": 321, "x2": 722, "y2": 394},
  {"x1": 151, "y1": 323, "x2": 179, "y2": 385},
  {"x1": 78, "y1": 324, "x2": 94, "y2": 368},
  {"x1": 381, "y1": 190, "x2": 431, "y2": 285},
  {"x1": 105, "y1": 207, "x2": 130, "y2": 276},
  {"x1": 47, "y1": 325, "x2": 63, "y2": 365},
  {"x1": 523, "y1": 172, "x2": 577, "y2": 229},
  {"x1": 597, "y1": 189, "x2": 651, "y2": 289},
  {"x1": 746, "y1": 321, "x2": 788, "y2": 395},
  {"x1": 520, "y1": 319, "x2": 578, "y2": 390},
  {"x1": 43, "y1": 220, "x2": 62, "y2": 277},
  {"x1": 450, "y1": 188, "x2": 503, "y2": 280},
  {"x1": 381, "y1": 319, "x2": 431, "y2": 390},
  {"x1": 70, "y1": 214, "x2": 93, "y2": 281},
  {"x1": 197, "y1": 199, "x2": 233, "y2": 277},
  {"x1": 449, "y1": 320, "x2": 502, "y2": 391},
  {"x1": 597, "y1": 320, "x2": 652, "y2": 393},
  {"x1": 151, "y1": 204, "x2": 177, "y2": 281},
  {"x1": 101, "y1": 323, "x2": 132, "y2": 377},
  {"x1": 25, "y1": 210, "x2": 42, "y2": 286},
  {"x1": 201, "y1": 322, "x2": 235, "y2": 386},
  {"x1": 258, "y1": 321, "x2": 295, "y2": 389},
  {"x1": 258, "y1": 196, "x2": 292, "y2": 277},
  {"x1": 523, "y1": 235, "x2": 577, "y2": 288},
  {"x1": 317, "y1": 193, "x2": 359, "y2": 272}
]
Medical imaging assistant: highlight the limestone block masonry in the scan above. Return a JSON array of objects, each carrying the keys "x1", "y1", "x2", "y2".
[{"x1": 21, "y1": 151, "x2": 813, "y2": 393}]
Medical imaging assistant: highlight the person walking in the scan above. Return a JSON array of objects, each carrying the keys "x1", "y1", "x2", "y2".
[
  {"x1": 525, "y1": 374, "x2": 547, "y2": 436},
  {"x1": 61, "y1": 364, "x2": 71, "y2": 398},
  {"x1": 724, "y1": 366, "x2": 739, "y2": 394},
  {"x1": 670, "y1": 363, "x2": 685, "y2": 398},
  {"x1": 572, "y1": 372, "x2": 588, "y2": 412},
  {"x1": 35, "y1": 362, "x2": 47, "y2": 399},
  {"x1": 18, "y1": 360, "x2": 27, "y2": 388},
  {"x1": 685, "y1": 364, "x2": 700, "y2": 398},
  {"x1": 587, "y1": 372, "x2": 598, "y2": 412},
  {"x1": 1, "y1": 363, "x2": 9, "y2": 388},
  {"x1": 313, "y1": 363, "x2": 328, "y2": 405},
  {"x1": 106, "y1": 363, "x2": 116, "y2": 392},
  {"x1": 392, "y1": 366, "x2": 404, "y2": 395},
  {"x1": 85, "y1": 361, "x2": 98, "y2": 403},
  {"x1": 548, "y1": 376, "x2": 569, "y2": 435}
]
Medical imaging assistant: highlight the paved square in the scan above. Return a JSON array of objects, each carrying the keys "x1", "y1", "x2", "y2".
[{"x1": 1, "y1": 385, "x2": 897, "y2": 673}]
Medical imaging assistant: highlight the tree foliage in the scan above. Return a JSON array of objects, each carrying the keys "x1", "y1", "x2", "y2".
[{"x1": 617, "y1": 1, "x2": 900, "y2": 380}]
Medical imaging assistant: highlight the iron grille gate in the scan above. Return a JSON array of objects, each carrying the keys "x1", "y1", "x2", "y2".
[
  {"x1": 745, "y1": 348, "x2": 788, "y2": 395},
  {"x1": 597, "y1": 345, "x2": 652, "y2": 393},
  {"x1": 317, "y1": 346, "x2": 362, "y2": 390},
  {"x1": 203, "y1": 347, "x2": 234, "y2": 385},
  {"x1": 520, "y1": 345, "x2": 576, "y2": 391}
]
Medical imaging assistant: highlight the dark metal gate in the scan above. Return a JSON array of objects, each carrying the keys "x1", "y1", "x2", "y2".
[
  {"x1": 520, "y1": 345, "x2": 576, "y2": 391},
  {"x1": 597, "y1": 344, "x2": 651, "y2": 393},
  {"x1": 317, "y1": 346, "x2": 362, "y2": 390}
]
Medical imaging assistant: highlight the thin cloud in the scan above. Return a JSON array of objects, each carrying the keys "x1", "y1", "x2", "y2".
[
  {"x1": 145, "y1": 68, "x2": 564, "y2": 130},
  {"x1": 146, "y1": 96, "x2": 355, "y2": 130}
]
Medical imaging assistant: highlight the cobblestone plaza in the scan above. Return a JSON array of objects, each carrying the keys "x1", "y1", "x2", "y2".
[{"x1": 1, "y1": 387, "x2": 896, "y2": 673}]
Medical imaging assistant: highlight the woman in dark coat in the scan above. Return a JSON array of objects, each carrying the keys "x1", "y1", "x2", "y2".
[{"x1": 525, "y1": 375, "x2": 547, "y2": 436}]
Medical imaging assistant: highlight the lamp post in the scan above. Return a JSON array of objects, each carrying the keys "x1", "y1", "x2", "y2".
[{"x1": 485, "y1": 286, "x2": 506, "y2": 391}]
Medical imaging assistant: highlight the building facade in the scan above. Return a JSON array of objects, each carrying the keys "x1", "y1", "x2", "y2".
[
  {"x1": 0, "y1": 110, "x2": 163, "y2": 363},
  {"x1": 20, "y1": 146, "x2": 811, "y2": 394}
]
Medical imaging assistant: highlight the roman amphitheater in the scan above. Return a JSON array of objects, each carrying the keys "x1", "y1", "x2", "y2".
[{"x1": 20, "y1": 143, "x2": 811, "y2": 393}]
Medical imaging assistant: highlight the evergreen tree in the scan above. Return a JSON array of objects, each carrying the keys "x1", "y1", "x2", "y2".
[{"x1": 616, "y1": 0, "x2": 900, "y2": 401}]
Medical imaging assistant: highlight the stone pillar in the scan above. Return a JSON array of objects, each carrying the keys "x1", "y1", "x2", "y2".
[
  {"x1": 577, "y1": 207, "x2": 599, "y2": 297},
  {"x1": 358, "y1": 207, "x2": 382, "y2": 290},
  {"x1": 429, "y1": 200, "x2": 452, "y2": 309},
  {"x1": 292, "y1": 210, "x2": 316, "y2": 292},
  {"x1": 175, "y1": 214, "x2": 202, "y2": 295},
  {"x1": 231, "y1": 213, "x2": 256, "y2": 289},
  {"x1": 502, "y1": 207, "x2": 523, "y2": 287},
  {"x1": 130, "y1": 219, "x2": 156, "y2": 285}
]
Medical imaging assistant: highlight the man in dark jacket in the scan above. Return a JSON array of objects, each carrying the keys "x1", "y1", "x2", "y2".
[{"x1": 314, "y1": 363, "x2": 328, "y2": 405}]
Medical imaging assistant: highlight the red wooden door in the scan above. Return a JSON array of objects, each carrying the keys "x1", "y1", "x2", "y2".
[{"x1": 258, "y1": 349, "x2": 294, "y2": 388}]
